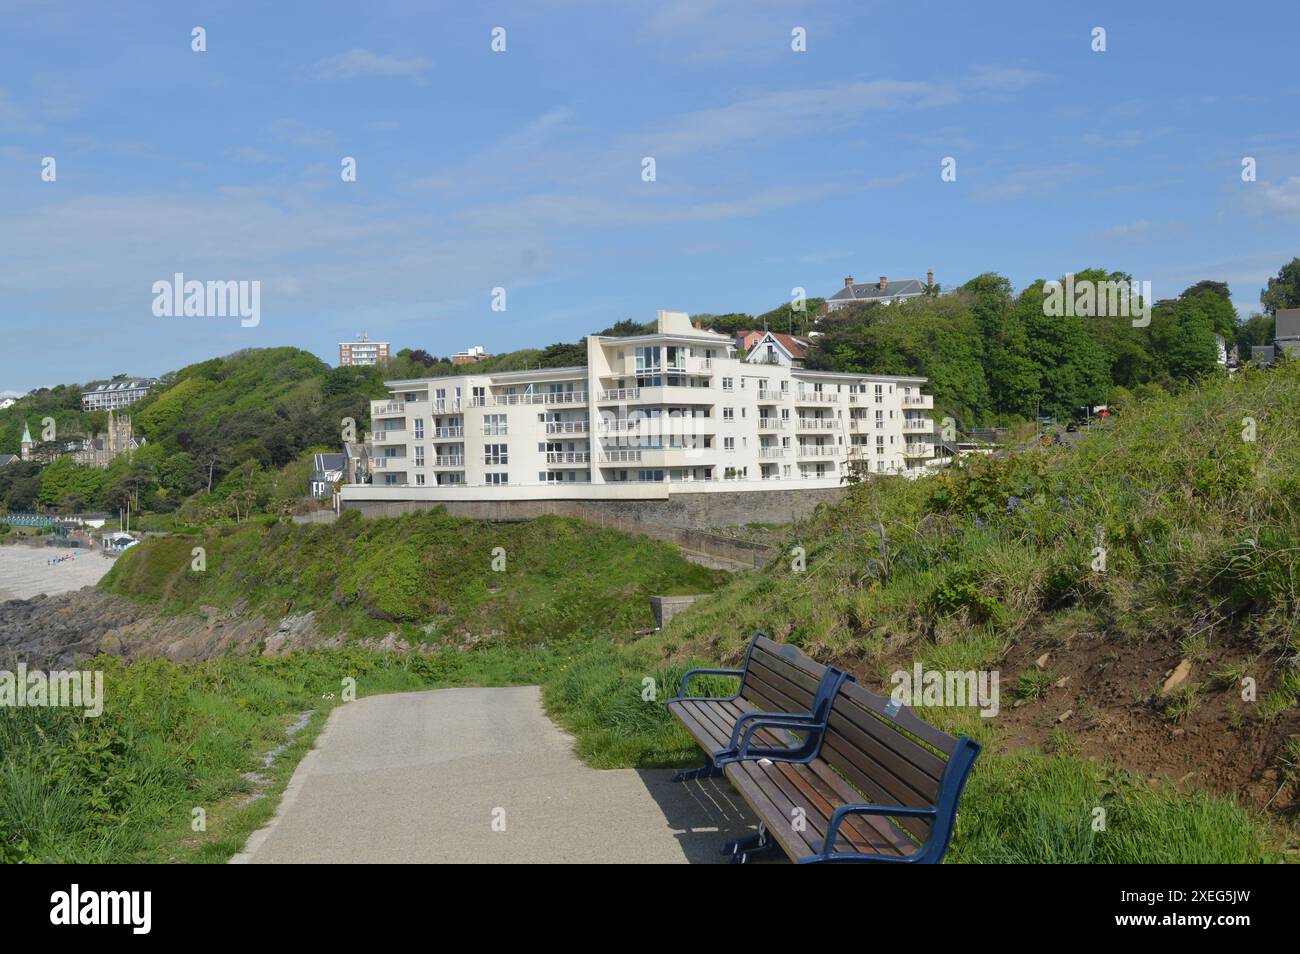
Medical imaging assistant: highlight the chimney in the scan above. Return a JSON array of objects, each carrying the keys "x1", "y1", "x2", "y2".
[
  {"x1": 694, "y1": 319, "x2": 703, "y2": 330},
  {"x1": 927, "y1": 269, "x2": 934, "y2": 286},
  {"x1": 844, "y1": 275, "x2": 854, "y2": 288},
  {"x1": 878, "y1": 276, "x2": 887, "y2": 289}
]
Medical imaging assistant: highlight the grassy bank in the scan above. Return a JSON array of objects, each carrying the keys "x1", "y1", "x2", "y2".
[{"x1": 100, "y1": 509, "x2": 726, "y2": 643}]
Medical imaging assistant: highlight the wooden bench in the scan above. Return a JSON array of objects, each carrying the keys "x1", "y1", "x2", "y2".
[
  {"x1": 665, "y1": 633, "x2": 853, "y2": 784},
  {"x1": 667, "y1": 632, "x2": 981, "y2": 864}
]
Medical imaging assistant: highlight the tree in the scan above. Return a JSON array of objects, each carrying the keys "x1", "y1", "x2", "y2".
[
  {"x1": 1260, "y1": 258, "x2": 1300, "y2": 316},
  {"x1": 1016, "y1": 280, "x2": 1111, "y2": 419}
]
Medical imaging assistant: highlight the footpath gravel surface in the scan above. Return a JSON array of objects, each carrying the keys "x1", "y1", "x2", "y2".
[{"x1": 233, "y1": 686, "x2": 759, "y2": 864}]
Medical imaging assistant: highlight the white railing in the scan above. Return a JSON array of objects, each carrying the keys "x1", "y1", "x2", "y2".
[
  {"x1": 432, "y1": 400, "x2": 462, "y2": 413},
  {"x1": 903, "y1": 395, "x2": 932, "y2": 406},
  {"x1": 797, "y1": 418, "x2": 836, "y2": 430},
  {"x1": 600, "y1": 388, "x2": 641, "y2": 402},
  {"x1": 547, "y1": 451, "x2": 591, "y2": 464},
  {"x1": 757, "y1": 390, "x2": 784, "y2": 402},
  {"x1": 903, "y1": 419, "x2": 931, "y2": 431},
  {"x1": 433, "y1": 456, "x2": 464, "y2": 467},
  {"x1": 904, "y1": 443, "x2": 934, "y2": 457},
  {"x1": 758, "y1": 418, "x2": 787, "y2": 429},
  {"x1": 600, "y1": 419, "x2": 643, "y2": 433},
  {"x1": 759, "y1": 447, "x2": 787, "y2": 458},
  {"x1": 796, "y1": 392, "x2": 839, "y2": 403},
  {"x1": 373, "y1": 402, "x2": 405, "y2": 415},
  {"x1": 374, "y1": 429, "x2": 406, "y2": 442},
  {"x1": 546, "y1": 421, "x2": 589, "y2": 433},
  {"x1": 601, "y1": 450, "x2": 643, "y2": 463},
  {"x1": 433, "y1": 426, "x2": 463, "y2": 438},
  {"x1": 797, "y1": 445, "x2": 839, "y2": 457}
]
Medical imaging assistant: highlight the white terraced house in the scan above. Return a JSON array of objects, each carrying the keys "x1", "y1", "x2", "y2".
[{"x1": 348, "y1": 311, "x2": 935, "y2": 504}]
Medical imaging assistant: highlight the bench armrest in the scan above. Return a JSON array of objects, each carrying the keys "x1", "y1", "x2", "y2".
[
  {"x1": 803, "y1": 803, "x2": 938, "y2": 864},
  {"x1": 668, "y1": 668, "x2": 744, "y2": 703},
  {"x1": 727, "y1": 710, "x2": 818, "y2": 752}
]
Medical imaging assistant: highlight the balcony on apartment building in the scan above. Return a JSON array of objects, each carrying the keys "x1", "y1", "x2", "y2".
[
  {"x1": 372, "y1": 400, "x2": 406, "y2": 418},
  {"x1": 796, "y1": 443, "x2": 840, "y2": 458},
  {"x1": 545, "y1": 420, "x2": 589, "y2": 434},
  {"x1": 796, "y1": 417, "x2": 837, "y2": 431},
  {"x1": 546, "y1": 451, "x2": 591, "y2": 465},
  {"x1": 373, "y1": 429, "x2": 407, "y2": 443},
  {"x1": 757, "y1": 417, "x2": 788, "y2": 430},
  {"x1": 794, "y1": 391, "x2": 839, "y2": 404},
  {"x1": 756, "y1": 389, "x2": 786, "y2": 402},
  {"x1": 478, "y1": 390, "x2": 589, "y2": 407},
  {"x1": 433, "y1": 425, "x2": 464, "y2": 438},
  {"x1": 758, "y1": 446, "x2": 787, "y2": 458},
  {"x1": 432, "y1": 455, "x2": 464, "y2": 467},
  {"x1": 902, "y1": 394, "x2": 935, "y2": 409},
  {"x1": 903, "y1": 440, "x2": 935, "y2": 458},
  {"x1": 903, "y1": 417, "x2": 934, "y2": 432}
]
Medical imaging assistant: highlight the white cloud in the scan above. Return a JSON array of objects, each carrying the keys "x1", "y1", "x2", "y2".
[
  {"x1": 314, "y1": 48, "x2": 431, "y2": 80},
  {"x1": 1251, "y1": 176, "x2": 1300, "y2": 217}
]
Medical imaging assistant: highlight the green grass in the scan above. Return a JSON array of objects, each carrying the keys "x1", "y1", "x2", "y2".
[
  {"x1": 0, "y1": 645, "x2": 559, "y2": 863},
  {"x1": 100, "y1": 509, "x2": 727, "y2": 643}
]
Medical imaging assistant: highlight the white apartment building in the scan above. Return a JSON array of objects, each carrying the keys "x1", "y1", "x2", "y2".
[
  {"x1": 81, "y1": 379, "x2": 157, "y2": 412},
  {"x1": 351, "y1": 311, "x2": 935, "y2": 502}
]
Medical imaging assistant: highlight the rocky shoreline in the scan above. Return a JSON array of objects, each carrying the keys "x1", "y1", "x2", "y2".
[{"x1": 0, "y1": 587, "x2": 335, "y2": 669}]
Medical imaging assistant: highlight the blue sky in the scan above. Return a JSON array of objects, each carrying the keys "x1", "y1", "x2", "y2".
[{"x1": 2, "y1": 0, "x2": 1298, "y2": 393}]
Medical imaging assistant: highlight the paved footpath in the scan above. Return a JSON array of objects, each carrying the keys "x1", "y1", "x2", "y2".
[{"x1": 233, "y1": 686, "x2": 757, "y2": 864}]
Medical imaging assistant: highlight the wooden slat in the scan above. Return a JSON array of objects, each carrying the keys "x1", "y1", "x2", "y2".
[
  {"x1": 838, "y1": 680, "x2": 959, "y2": 755},
  {"x1": 667, "y1": 636, "x2": 954, "y2": 861}
]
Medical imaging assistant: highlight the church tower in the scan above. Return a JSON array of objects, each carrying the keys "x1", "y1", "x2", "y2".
[{"x1": 19, "y1": 421, "x2": 33, "y2": 461}]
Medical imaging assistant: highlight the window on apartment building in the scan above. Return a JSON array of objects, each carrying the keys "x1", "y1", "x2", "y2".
[
  {"x1": 723, "y1": 407, "x2": 734, "y2": 421},
  {"x1": 875, "y1": 384, "x2": 884, "y2": 403},
  {"x1": 484, "y1": 444, "x2": 508, "y2": 465},
  {"x1": 635, "y1": 346, "x2": 659, "y2": 372},
  {"x1": 875, "y1": 410, "x2": 884, "y2": 427},
  {"x1": 722, "y1": 377, "x2": 734, "y2": 391},
  {"x1": 416, "y1": 474, "x2": 425, "y2": 486},
  {"x1": 414, "y1": 419, "x2": 424, "y2": 439},
  {"x1": 414, "y1": 447, "x2": 425, "y2": 466},
  {"x1": 483, "y1": 414, "x2": 507, "y2": 436},
  {"x1": 472, "y1": 386, "x2": 486, "y2": 405},
  {"x1": 724, "y1": 437, "x2": 735, "y2": 452},
  {"x1": 384, "y1": 474, "x2": 398, "y2": 485},
  {"x1": 484, "y1": 473, "x2": 508, "y2": 486},
  {"x1": 638, "y1": 470, "x2": 664, "y2": 482}
]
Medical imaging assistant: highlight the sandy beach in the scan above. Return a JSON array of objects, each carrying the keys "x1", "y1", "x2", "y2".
[{"x1": 0, "y1": 544, "x2": 117, "y2": 601}]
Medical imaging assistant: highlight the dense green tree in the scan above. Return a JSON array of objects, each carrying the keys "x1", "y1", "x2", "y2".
[
  {"x1": 1260, "y1": 257, "x2": 1300, "y2": 315},
  {"x1": 1017, "y1": 280, "x2": 1111, "y2": 418},
  {"x1": 37, "y1": 457, "x2": 105, "y2": 511}
]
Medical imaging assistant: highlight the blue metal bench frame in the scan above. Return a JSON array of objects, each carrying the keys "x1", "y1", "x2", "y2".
[
  {"x1": 666, "y1": 632, "x2": 852, "y2": 781},
  {"x1": 797, "y1": 736, "x2": 981, "y2": 864}
]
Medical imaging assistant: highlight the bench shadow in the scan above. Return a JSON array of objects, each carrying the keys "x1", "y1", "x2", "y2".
[{"x1": 635, "y1": 768, "x2": 787, "y2": 864}]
